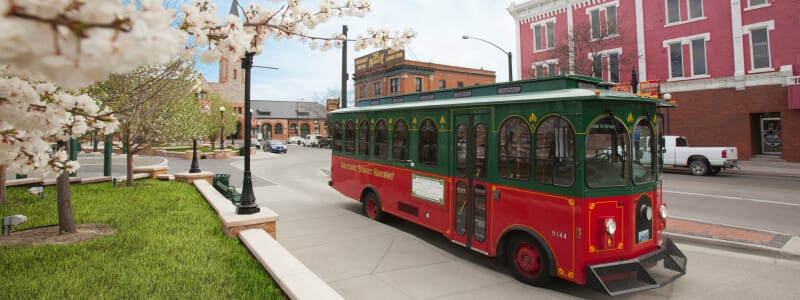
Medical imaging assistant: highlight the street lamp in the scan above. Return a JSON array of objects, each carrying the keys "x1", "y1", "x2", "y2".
[
  {"x1": 237, "y1": 52, "x2": 260, "y2": 215},
  {"x1": 219, "y1": 106, "x2": 226, "y2": 149},
  {"x1": 462, "y1": 35, "x2": 513, "y2": 82}
]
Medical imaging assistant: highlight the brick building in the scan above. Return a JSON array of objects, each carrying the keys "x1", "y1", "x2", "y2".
[
  {"x1": 509, "y1": 0, "x2": 800, "y2": 162},
  {"x1": 198, "y1": 52, "x2": 328, "y2": 141},
  {"x1": 353, "y1": 49, "x2": 496, "y2": 103}
]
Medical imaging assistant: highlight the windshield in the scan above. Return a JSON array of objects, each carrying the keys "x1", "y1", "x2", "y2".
[
  {"x1": 270, "y1": 140, "x2": 284, "y2": 146},
  {"x1": 585, "y1": 115, "x2": 629, "y2": 188}
]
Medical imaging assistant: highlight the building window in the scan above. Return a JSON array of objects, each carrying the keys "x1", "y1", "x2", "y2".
[
  {"x1": 373, "y1": 82, "x2": 382, "y2": 96},
  {"x1": 606, "y1": 6, "x2": 617, "y2": 35},
  {"x1": 438, "y1": 80, "x2": 446, "y2": 89},
  {"x1": 499, "y1": 116, "x2": 531, "y2": 181},
  {"x1": 457, "y1": 81, "x2": 464, "y2": 87},
  {"x1": 548, "y1": 62, "x2": 558, "y2": 75},
  {"x1": 669, "y1": 42, "x2": 683, "y2": 78},
  {"x1": 591, "y1": 9, "x2": 602, "y2": 39},
  {"x1": 609, "y1": 53, "x2": 620, "y2": 83},
  {"x1": 592, "y1": 55, "x2": 602, "y2": 79},
  {"x1": 535, "y1": 116, "x2": 574, "y2": 187},
  {"x1": 275, "y1": 123, "x2": 283, "y2": 135},
  {"x1": 358, "y1": 120, "x2": 370, "y2": 157},
  {"x1": 532, "y1": 20, "x2": 555, "y2": 51},
  {"x1": 414, "y1": 77, "x2": 422, "y2": 92},
  {"x1": 418, "y1": 118, "x2": 438, "y2": 166},
  {"x1": 535, "y1": 64, "x2": 544, "y2": 77},
  {"x1": 375, "y1": 120, "x2": 388, "y2": 159},
  {"x1": 689, "y1": 0, "x2": 703, "y2": 19},
  {"x1": 748, "y1": 0, "x2": 767, "y2": 8},
  {"x1": 345, "y1": 120, "x2": 355, "y2": 154},
  {"x1": 667, "y1": 0, "x2": 680, "y2": 24},
  {"x1": 392, "y1": 119, "x2": 409, "y2": 161},
  {"x1": 691, "y1": 39, "x2": 707, "y2": 75},
  {"x1": 750, "y1": 27, "x2": 771, "y2": 69},
  {"x1": 359, "y1": 85, "x2": 367, "y2": 98},
  {"x1": 390, "y1": 78, "x2": 399, "y2": 94}
]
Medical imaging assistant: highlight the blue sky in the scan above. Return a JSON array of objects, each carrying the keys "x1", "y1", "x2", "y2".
[{"x1": 199, "y1": 0, "x2": 516, "y2": 106}]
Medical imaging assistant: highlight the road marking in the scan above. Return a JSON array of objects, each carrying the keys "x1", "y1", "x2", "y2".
[{"x1": 664, "y1": 190, "x2": 800, "y2": 208}]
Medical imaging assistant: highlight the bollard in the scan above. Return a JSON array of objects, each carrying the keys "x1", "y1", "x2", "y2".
[{"x1": 2, "y1": 215, "x2": 27, "y2": 236}]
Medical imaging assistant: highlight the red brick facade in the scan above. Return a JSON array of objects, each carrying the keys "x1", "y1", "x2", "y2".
[{"x1": 353, "y1": 51, "x2": 495, "y2": 102}]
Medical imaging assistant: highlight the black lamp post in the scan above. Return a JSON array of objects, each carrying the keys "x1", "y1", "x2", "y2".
[
  {"x1": 631, "y1": 67, "x2": 639, "y2": 94},
  {"x1": 219, "y1": 106, "x2": 226, "y2": 149},
  {"x1": 237, "y1": 52, "x2": 260, "y2": 215},
  {"x1": 189, "y1": 139, "x2": 201, "y2": 173},
  {"x1": 462, "y1": 35, "x2": 513, "y2": 82}
]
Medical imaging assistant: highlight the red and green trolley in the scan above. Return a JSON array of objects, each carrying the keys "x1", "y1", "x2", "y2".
[{"x1": 329, "y1": 75, "x2": 686, "y2": 296}]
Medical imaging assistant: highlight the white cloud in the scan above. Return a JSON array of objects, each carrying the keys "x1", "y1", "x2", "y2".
[{"x1": 198, "y1": 0, "x2": 516, "y2": 104}]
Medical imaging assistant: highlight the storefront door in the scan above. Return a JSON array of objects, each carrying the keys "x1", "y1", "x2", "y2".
[{"x1": 761, "y1": 117, "x2": 782, "y2": 155}]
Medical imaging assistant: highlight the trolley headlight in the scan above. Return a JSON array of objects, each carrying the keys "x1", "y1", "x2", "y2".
[
  {"x1": 605, "y1": 218, "x2": 617, "y2": 235},
  {"x1": 659, "y1": 204, "x2": 668, "y2": 220},
  {"x1": 641, "y1": 205, "x2": 653, "y2": 221}
]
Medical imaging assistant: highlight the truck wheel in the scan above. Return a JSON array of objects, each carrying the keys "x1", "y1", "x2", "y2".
[{"x1": 689, "y1": 159, "x2": 710, "y2": 176}]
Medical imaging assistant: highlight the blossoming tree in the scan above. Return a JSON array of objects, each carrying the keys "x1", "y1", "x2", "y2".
[{"x1": 0, "y1": 0, "x2": 413, "y2": 231}]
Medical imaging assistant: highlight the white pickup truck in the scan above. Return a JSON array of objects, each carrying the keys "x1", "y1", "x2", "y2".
[{"x1": 662, "y1": 135, "x2": 739, "y2": 176}]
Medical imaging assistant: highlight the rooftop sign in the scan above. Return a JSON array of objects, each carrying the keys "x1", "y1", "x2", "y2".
[{"x1": 355, "y1": 49, "x2": 405, "y2": 73}]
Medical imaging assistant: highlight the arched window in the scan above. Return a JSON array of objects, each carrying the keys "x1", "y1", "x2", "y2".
[
  {"x1": 392, "y1": 119, "x2": 409, "y2": 161},
  {"x1": 358, "y1": 120, "x2": 370, "y2": 157},
  {"x1": 275, "y1": 123, "x2": 283, "y2": 135},
  {"x1": 375, "y1": 120, "x2": 388, "y2": 159},
  {"x1": 535, "y1": 116, "x2": 575, "y2": 187},
  {"x1": 332, "y1": 121, "x2": 342, "y2": 152},
  {"x1": 498, "y1": 117, "x2": 531, "y2": 180},
  {"x1": 585, "y1": 115, "x2": 629, "y2": 187},
  {"x1": 345, "y1": 120, "x2": 356, "y2": 154},
  {"x1": 301, "y1": 124, "x2": 310, "y2": 137},
  {"x1": 632, "y1": 118, "x2": 656, "y2": 184},
  {"x1": 263, "y1": 124, "x2": 272, "y2": 140},
  {"x1": 418, "y1": 118, "x2": 438, "y2": 166}
]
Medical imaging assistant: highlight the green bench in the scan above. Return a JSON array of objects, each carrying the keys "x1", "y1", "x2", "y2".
[{"x1": 213, "y1": 174, "x2": 240, "y2": 204}]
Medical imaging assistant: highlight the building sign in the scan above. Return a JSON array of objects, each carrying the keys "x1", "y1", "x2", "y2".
[
  {"x1": 327, "y1": 98, "x2": 339, "y2": 111},
  {"x1": 355, "y1": 49, "x2": 405, "y2": 73}
]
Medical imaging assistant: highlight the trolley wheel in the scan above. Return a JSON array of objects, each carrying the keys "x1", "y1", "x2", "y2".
[
  {"x1": 507, "y1": 234, "x2": 552, "y2": 287},
  {"x1": 362, "y1": 192, "x2": 386, "y2": 222},
  {"x1": 689, "y1": 159, "x2": 710, "y2": 176}
]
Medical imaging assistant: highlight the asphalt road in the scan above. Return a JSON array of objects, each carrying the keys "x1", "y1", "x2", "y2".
[{"x1": 662, "y1": 172, "x2": 800, "y2": 236}]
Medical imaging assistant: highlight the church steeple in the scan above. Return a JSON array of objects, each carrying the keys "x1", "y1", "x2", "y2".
[{"x1": 230, "y1": 0, "x2": 239, "y2": 17}]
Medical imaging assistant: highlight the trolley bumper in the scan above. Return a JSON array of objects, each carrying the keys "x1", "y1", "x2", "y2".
[{"x1": 586, "y1": 238, "x2": 687, "y2": 296}]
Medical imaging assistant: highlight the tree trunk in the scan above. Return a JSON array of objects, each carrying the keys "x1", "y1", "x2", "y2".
[
  {"x1": 0, "y1": 164, "x2": 7, "y2": 204},
  {"x1": 126, "y1": 138, "x2": 134, "y2": 187},
  {"x1": 57, "y1": 141, "x2": 76, "y2": 234}
]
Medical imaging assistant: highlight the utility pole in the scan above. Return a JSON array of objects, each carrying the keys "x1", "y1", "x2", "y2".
[{"x1": 341, "y1": 25, "x2": 348, "y2": 108}]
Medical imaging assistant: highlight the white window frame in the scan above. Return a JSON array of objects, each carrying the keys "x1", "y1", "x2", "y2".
[
  {"x1": 586, "y1": 48, "x2": 622, "y2": 82},
  {"x1": 530, "y1": 18, "x2": 556, "y2": 52},
  {"x1": 585, "y1": 1, "x2": 620, "y2": 41},
  {"x1": 743, "y1": 20, "x2": 775, "y2": 73},
  {"x1": 662, "y1": 33, "x2": 712, "y2": 81},
  {"x1": 532, "y1": 59, "x2": 559, "y2": 77},
  {"x1": 688, "y1": 0, "x2": 704, "y2": 20},
  {"x1": 745, "y1": 0, "x2": 771, "y2": 11},
  {"x1": 664, "y1": 0, "x2": 707, "y2": 27}
]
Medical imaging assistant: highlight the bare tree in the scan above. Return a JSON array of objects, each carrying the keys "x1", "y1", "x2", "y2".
[{"x1": 549, "y1": 16, "x2": 635, "y2": 81}]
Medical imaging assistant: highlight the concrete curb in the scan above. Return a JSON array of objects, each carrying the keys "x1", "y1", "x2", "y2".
[{"x1": 664, "y1": 232, "x2": 800, "y2": 262}]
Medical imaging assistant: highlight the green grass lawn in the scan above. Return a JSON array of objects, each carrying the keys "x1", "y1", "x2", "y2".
[{"x1": 0, "y1": 180, "x2": 285, "y2": 299}]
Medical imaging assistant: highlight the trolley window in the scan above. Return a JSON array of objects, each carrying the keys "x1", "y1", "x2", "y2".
[
  {"x1": 632, "y1": 118, "x2": 656, "y2": 184},
  {"x1": 345, "y1": 120, "x2": 355, "y2": 154},
  {"x1": 358, "y1": 120, "x2": 370, "y2": 157},
  {"x1": 585, "y1": 115, "x2": 629, "y2": 187},
  {"x1": 499, "y1": 117, "x2": 531, "y2": 181},
  {"x1": 332, "y1": 121, "x2": 342, "y2": 152},
  {"x1": 393, "y1": 119, "x2": 409, "y2": 161},
  {"x1": 535, "y1": 116, "x2": 575, "y2": 187},
  {"x1": 375, "y1": 120, "x2": 388, "y2": 159},
  {"x1": 418, "y1": 118, "x2": 438, "y2": 166}
]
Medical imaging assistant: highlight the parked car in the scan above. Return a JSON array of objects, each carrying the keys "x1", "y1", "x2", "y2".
[
  {"x1": 288, "y1": 136, "x2": 303, "y2": 145},
  {"x1": 265, "y1": 140, "x2": 287, "y2": 154},
  {"x1": 661, "y1": 135, "x2": 739, "y2": 176},
  {"x1": 302, "y1": 134, "x2": 323, "y2": 147},
  {"x1": 250, "y1": 138, "x2": 261, "y2": 150},
  {"x1": 317, "y1": 136, "x2": 332, "y2": 148}
]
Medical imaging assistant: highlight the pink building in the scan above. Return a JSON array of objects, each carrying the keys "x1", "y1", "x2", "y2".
[{"x1": 509, "y1": 0, "x2": 800, "y2": 162}]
